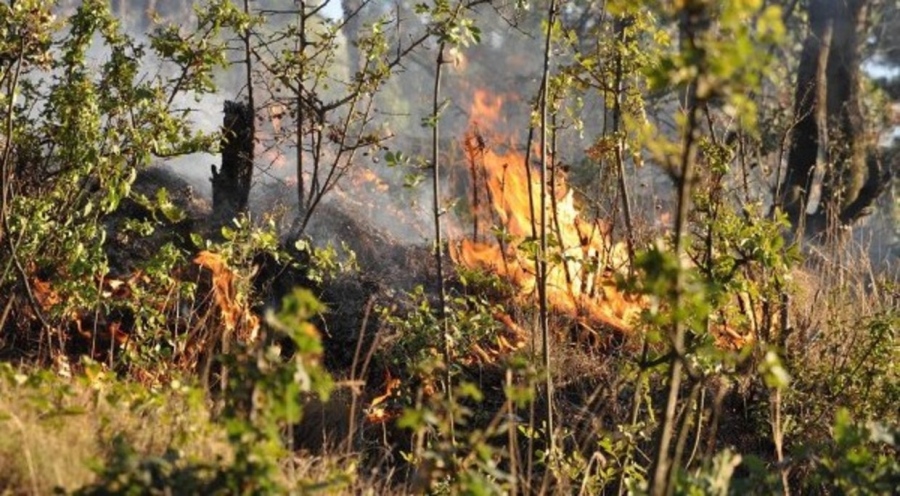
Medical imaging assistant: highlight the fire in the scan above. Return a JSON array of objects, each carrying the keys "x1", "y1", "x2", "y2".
[
  {"x1": 451, "y1": 91, "x2": 642, "y2": 335},
  {"x1": 29, "y1": 270, "x2": 158, "y2": 354},
  {"x1": 365, "y1": 369, "x2": 402, "y2": 424},
  {"x1": 194, "y1": 250, "x2": 260, "y2": 343},
  {"x1": 470, "y1": 89, "x2": 504, "y2": 128}
]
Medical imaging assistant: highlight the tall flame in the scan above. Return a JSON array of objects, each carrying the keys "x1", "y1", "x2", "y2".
[{"x1": 451, "y1": 91, "x2": 641, "y2": 335}]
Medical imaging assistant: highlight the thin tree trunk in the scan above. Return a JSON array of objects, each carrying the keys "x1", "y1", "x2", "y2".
[
  {"x1": 431, "y1": 41, "x2": 454, "y2": 445},
  {"x1": 296, "y1": 1, "x2": 307, "y2": 219},
  {"x1": 648, "y1": 5, "x2": 707, "y2": 494},
  {"x1": 537, "y1": 0, "x2": 558, "y2": 457},
  {"x1": 612, "y1": 16, "x2": 636, "y2": 272},
  {"x1": 549, "y1": 113, "x2": 574, "y2": 290}
]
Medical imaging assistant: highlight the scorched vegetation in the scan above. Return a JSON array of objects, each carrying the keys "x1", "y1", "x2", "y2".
[{"x1": 0, "y1": 0, "x2": 898, "y2": 494}]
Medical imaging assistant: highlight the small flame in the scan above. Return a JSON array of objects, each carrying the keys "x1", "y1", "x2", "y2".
[
  {"x1": 470, "y1": 89, "x2": 504, "y2": 128},
  {"x1": 32, "y1": 277, "x2": 61, "y2": 309},
  {"x1": 365, "y1": 369, "x2": 402, "y2": 424},
  {"x1": 194, "y1": 251, "x2": 260, "y2": 343}
]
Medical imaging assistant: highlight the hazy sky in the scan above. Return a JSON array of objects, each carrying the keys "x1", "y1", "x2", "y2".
[{"x1": 320, "y1": 0, "x2": 344, "y2": 21}]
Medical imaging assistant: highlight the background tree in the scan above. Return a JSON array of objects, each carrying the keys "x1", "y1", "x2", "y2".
[{"x1": 779, "y1": 0, "x2": 891, "y2": 235}]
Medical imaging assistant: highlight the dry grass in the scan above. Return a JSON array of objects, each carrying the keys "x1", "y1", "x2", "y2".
[
  {"x1": 0, "y1": 367, "x2": 230, "y2": 495},
  {"x1": 0, "y1": 232, "x2": 895, "y2": 494},
  {"x1": 0, "y1": 364, "x2": 404, "y2": 495},
  {"x1": 0, "y1": 398, "x2": 97, "y2": 493}
]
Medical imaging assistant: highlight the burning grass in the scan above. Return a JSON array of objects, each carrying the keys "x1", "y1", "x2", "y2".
[
  {"x1": 0, "y1": 78, "x2": 896, "y2": 496},
  {"x1": 450, "y1": 91, "x2": 644, "y2": 340}
]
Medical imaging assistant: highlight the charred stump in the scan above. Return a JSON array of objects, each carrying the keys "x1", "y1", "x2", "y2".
[{"x1": 211, "y1": 100, "x2": 254, "y2": 225}]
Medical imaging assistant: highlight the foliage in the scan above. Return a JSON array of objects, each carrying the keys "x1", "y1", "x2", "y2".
[
  {"x1": 810, "y1": 408, "x2": 900, "y2": 494},
  {"x1": 0, "y1": 0, "x2": 899, "y2": 495},
  {"x1": 379, "y1": 284, "x2": 502, "y2": 377},
  {"x1": 0, "y1": 360, "x2": 223, "y2": 494},
  {"x1": 76, "y1": 289, "x2": 335, "y2": 495},
  {"x1": 0, "y1": 0, "x2": 225, "y2": 366}
]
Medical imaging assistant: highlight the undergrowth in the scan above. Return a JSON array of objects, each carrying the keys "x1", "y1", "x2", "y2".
[{"x1": 0, "y1": 1, "x2": 898, "y2": 495}]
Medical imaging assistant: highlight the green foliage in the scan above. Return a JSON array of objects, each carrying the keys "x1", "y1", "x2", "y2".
[
  {"x1": 77, "y1": 289, "x2": 334, "y2": 495},
  {"x1": 0, "y1": 0, "x2": 226, "y2": 364},
  {"x1": 625, "y1": 247, "x2": 714, "y2": 337},
  {"x1": 293, "y1": 238, "x2": 359, "y2": 285},
  {"x1": 380, "y1": 283, "x2": 505, "y2": 374},
  {"x1": 791, "y1": 309, "x2": 900, "y2": 434},
  {"x1": 676, "y1": 449, "x2": 744, "y2": 496},
  {"x1": 395, "y1": 365, "x2": 535, "y2": 494},
  {"x1": 76, "y1": 440, "x2": 222, "y2": 496},
  {"x1": 0, "y1": 1, "x2": 898, "y2": 495},
  {"x1": 811, "y1": 409, "x2": 900, "y2": 494},
  {"x1": 202, "y1": 289, "x2": 333, "y2": 494}
]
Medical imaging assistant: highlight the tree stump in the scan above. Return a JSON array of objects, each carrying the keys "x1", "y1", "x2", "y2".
[{"x1": 211, "y1": 100, "x2": 254, "y2": 225}]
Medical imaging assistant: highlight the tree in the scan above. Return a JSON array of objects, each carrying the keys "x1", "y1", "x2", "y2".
[
  {"x1": 211, "y1": 100, "x2": 255, "y2": 224},
  {"x1": 779, "y1": 0, "x2": 890, "y2": 236},
  {"x1": 0, "y1": 0, "x2": 230, "y2": 357}
]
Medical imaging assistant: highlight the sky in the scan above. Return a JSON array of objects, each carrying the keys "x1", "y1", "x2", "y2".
[{"x1": 319, "y1": 0, "x2": 344, "y2": 21}]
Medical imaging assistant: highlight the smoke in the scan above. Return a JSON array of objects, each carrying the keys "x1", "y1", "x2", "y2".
[{"x1": 92, "y1": 1, "x2": 639, "y2": 253}]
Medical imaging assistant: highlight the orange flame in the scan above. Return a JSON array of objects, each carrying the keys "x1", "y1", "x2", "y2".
[
  {"x1": 451, "y1": 91, "x2": 642, "y2": 335},
  {"x1": 470, "y1": 89, "x2": 504, "y2": 128},
  {"x1": 194, "y1": 250, "x2": 260, "y2": 343},
  {"x1": 365, "y1": 369, "x2": 402, "y2": 424}
]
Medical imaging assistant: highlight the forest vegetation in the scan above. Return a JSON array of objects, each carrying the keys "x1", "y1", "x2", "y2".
[{"x1": 0, "y1": 0, "x2": 899, "y2": 494}]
